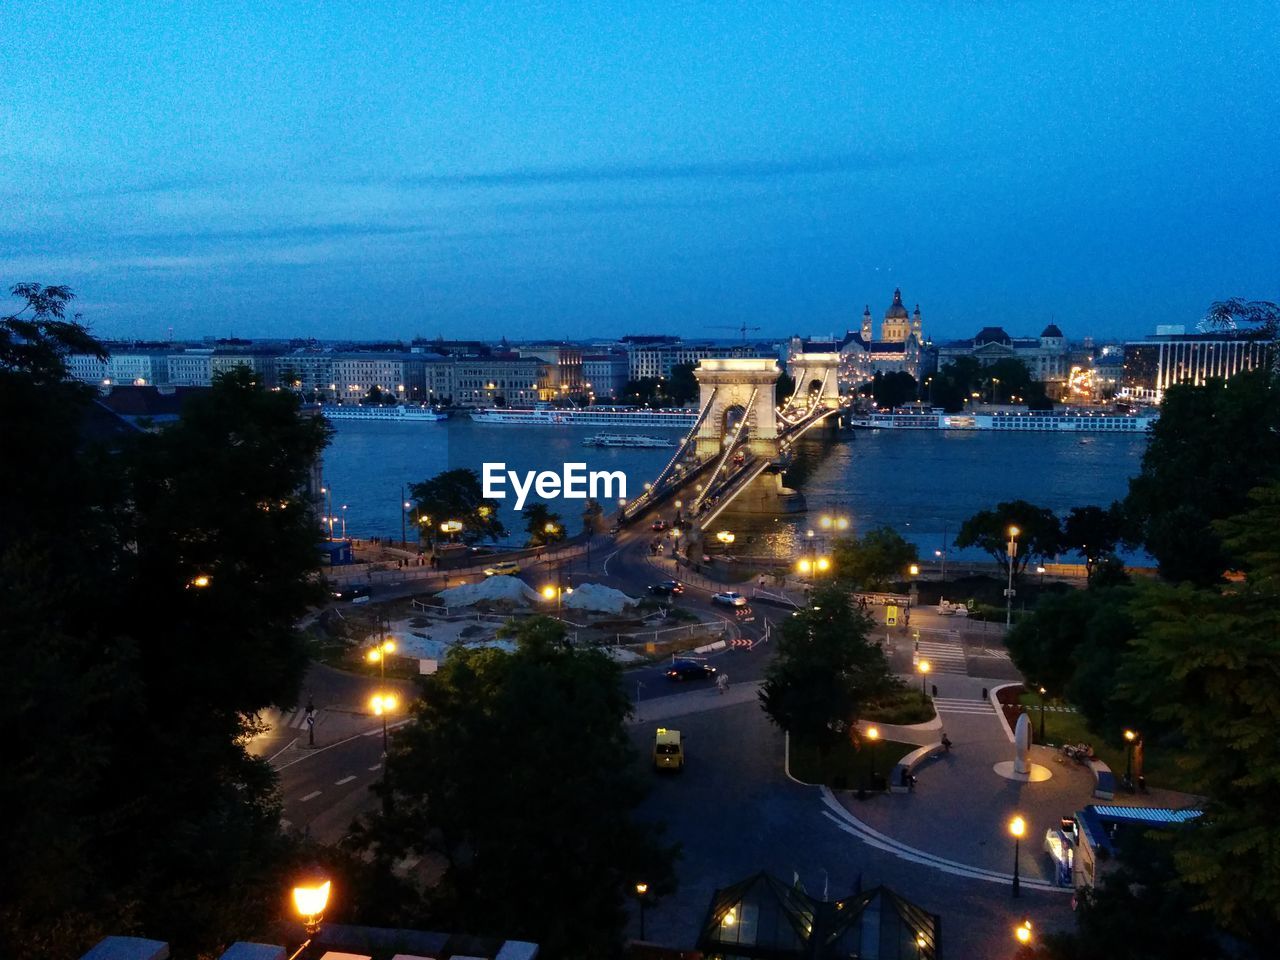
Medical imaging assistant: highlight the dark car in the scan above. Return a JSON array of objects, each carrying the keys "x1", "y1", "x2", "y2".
[
  {"x1": 651, "y1": 519, "x2": 668, "y2": 531},
  {"x1": 666, "y1": 658, "x2": 717, "y2": 681},
  {"x1": 332, "y1": 583, "x2": 371, "y2": 603},
  {"x1": 648, "y1": 580, "x2": 685, "y2": 597}
]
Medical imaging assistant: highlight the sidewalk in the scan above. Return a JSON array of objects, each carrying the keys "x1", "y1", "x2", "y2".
[{"x1": 629, "y1": 680, "x2": 762, "y2": 725}]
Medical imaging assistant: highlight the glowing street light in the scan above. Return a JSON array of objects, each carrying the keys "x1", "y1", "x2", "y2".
[
  {"x1": 1009, "y1": 814, "x2": 1026, "y2": 897},
  {"x1": 1015, "y1": 918, "x2": 1032, "y2": 947},
  {"x1": 917, "y1": 659, "x2": 931, "y2": 699},
  {"x1": 188, "y1": 574, "x2": 212, "y2": 589},
  {"x1": 908, "y1": 563, "x2": 920, "y2": 577},
  {"x1": 867, "y1": 725, "x2": 881, "y2": 785},
  {"x1": 634, "y1": 881, "x2": 650, "y2": 939},
  {"x1": 370, "y1": 692, "x2": 398, "y2": 753},
  {"x1": 292, "y1": 877, "x2": 331, "y2": 941},
  {"x1": 1005, "y1": 525, "x2": 1020, "y2": 628},
  {"x1": 716, "y1": 530, "x2": 735, "y2": 544},
  {"x1": 1124, "y1": 728, "x2": 1139, "y2": 788}
]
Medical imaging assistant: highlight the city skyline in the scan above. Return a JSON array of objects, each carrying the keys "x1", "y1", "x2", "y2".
[{"x1": 4, "y1": 3, "x2": 1278, "y2": 342}]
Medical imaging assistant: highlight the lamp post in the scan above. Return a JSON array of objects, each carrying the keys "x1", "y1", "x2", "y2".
[
  {"x1": 341, "y1": 504, "x2": 348, "y2": 540},
  {"x1": 370, "y1": 692, "x2": 398, "y2": 755},
  {"x1": 915, "y1": 932, "x2": 928, "y2": 959},
  {"x1": 289, "y1": 877, "x2": 332, "y2": 960},
  {"x1": 1005, "y1": 525, "x2": 1020, "y2": 628},
  {"x1": 1124, "y1": 729, "x2": 1137, "y2": 788},
  {"x1": 917, "y1": 660, "x2": 931, "y2": 701},
  {"x1": 634, "y1": 882, "x2": 649, "y2": 940},
  {"x1": 1009, "y1": 815, "x2": 1026, "y2": 897},
  {"x1": 441, "y1": 519, "x2": 462, "y2": 544},
  {"x1": 320, "y1": 486, "x2": 334, "y2": 540},
  {"x1": 367, "y1": 635, "x2": 396, "y2": 684},
  {"x1": 1038, "y1": 686, "x2": 1047, "y2": 744},
  {"x1": 867, "y1": 725, "x2": 880, "y2": 788},
  {"x1": 401, "y1": 486, "x2": 412, "y2": 547}
]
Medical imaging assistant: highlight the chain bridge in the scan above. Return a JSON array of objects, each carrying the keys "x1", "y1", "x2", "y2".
[{"x1": 619, "y1": 352, "x2": 847, "y2": 538}]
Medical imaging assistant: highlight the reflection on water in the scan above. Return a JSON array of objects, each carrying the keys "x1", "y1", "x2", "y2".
[{"x1": 323, "y1": 421, "x2": 1149, "y2": 560}]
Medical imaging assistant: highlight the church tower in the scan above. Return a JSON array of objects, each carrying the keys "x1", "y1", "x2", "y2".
[
  {"x1": 861, "y1": 305, "x2": 873, "y2": 342},
  {"x1": 912, "y1": 304, "x2": 923, "y2": 343},
  {"x1": 882, "y1": 288, "x2": 911, "y2": 343}
]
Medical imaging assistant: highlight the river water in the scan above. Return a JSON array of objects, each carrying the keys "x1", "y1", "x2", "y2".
[{"x1": 320, "y1": 419, "x2": 1147, "y2": 562}]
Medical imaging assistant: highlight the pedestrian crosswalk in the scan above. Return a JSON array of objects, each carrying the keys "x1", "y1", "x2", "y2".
[
  {"x1": 914, "y1": 640, "x2": 967, "y2": 674},
  {"x1": 933, "y1": 696, "x2": 997, "y2": 717},
  {"x1": 263, "y1": 708, "x2": 316, "y2": 732}
]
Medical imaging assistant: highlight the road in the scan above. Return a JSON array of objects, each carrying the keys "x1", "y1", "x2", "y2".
[{"x1": 264, "y1": 518, "x2": 788, "y2": 843}]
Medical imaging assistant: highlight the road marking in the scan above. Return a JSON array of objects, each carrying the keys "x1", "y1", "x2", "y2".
[
  {"x1": 265, "y1": 737, "x2": 298, "y2": 764},
  {"x1": 300, "y1": 790, "x2": 322, "y2": 802},
  {"x1": 603, "y1": 548, "x2": 620, "y2": 575},
  {"x1": 818, "y1": 790, "x2": 1067, "y2": 892},
  {"x1": 275, "y1": 719, "x2": 414, "y2": 771},
  {"x1": 933, "y1": 697, "x2": 997, "y2": 716},
  {"x1": 335, "y1": 775, "x2": 356, "y2": 785},
  {"x1": 368, "y1": 763, "x2": 382, "y2": 771}
]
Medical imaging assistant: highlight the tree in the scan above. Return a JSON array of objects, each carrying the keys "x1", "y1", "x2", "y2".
[
  {"x1": 1116, "y1": 482, "x2": 1280, "y2": 942},
  {"x1": 410, "y1": 468, "x2": 506, "y2": 544},
  {"x1": 364, "y1": 384, "x2": 395, "y2": 405},
  {"x1": 759, "y1": 586, "x2": 898, "y2": 758},
  {"x1": 361, "y1": 617, "x2": 677, "y2": 959},
  {"x1": 1063, "y1": 503, "x2": 1125, "y2": 580},
  {"x1": 581, "y1": 498, "x2": 606, "y2": 536},
  {"x1": 667, "y1": 361, "x2": 699, "y2": 405},
  {"x1": 524, "y1": 503, "x2": 566, "y2": 546},
  {"x1": 955, "y1": 500, "x2": 1062, "y2": 575},
  {"x1": 831, "y1": 525, "x2": 918, "y2": 590},
  {"x1": 0, "y1": 283, "x2": 104, "y2": 384},
  {"x1": 1, "y1": 302, "x2": 333, "y2": 960},
  {"x1": 871, "y1": 371, "x2": 917, "y2": 409},
  {"x1": 928, "y1": 357, "x2": 982, "y2": 412},
  {"x1": 1124, "y1": 368, "x2": 1280, "y2": 584}
]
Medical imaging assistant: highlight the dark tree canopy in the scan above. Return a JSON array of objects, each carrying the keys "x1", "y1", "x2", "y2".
[
  {"x1": 1063, "y1": 503, "x2": 1125, "y2": 580},
  {"x1": 410, "y1": 468, "x2": 507, "y2": 543},
  {"x1": 1124, "y1": 368, "x2": 1280, "y2": 584},
  {"x1": 955, "y1": 499, "x2": 1062, "y2": 574},
  {"x1": 759, "y1": 586, "x2": 898, "y2": 755},
  {"x1": 1, "y1": 310, "x2": 333, "y2": 958},
  {"x1": 523, "y1": 502, "x2": 566, "y2": 546},
  {"x1": 1, "y1": 282, "x2": 105, "y2": 384},
  {"x1": 362, "y1": 617, "x2": 677, "y2": 959},
  {"x1": 832, "y1": 525, "x2": 918, "y2": 591},
  {"x1": 870, "y1": 370, "x2": 918, "y2": 409}
]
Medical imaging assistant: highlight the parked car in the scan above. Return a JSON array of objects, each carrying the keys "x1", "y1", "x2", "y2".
[
  {"x1": 666, "y1": 658, "x2": 717, "y2": 681},
  {"x1": 648, "y1": 580, "x2": 685, "y2": 597},
  {"x1": 332, "y1": 584, "x2": 371, "y2": 603},
  {"x1": 483, "y1": 560, "x2": 521, "y2": 576},
  {"x1": 711, "y1": 591, "x2": 748, "y2": 607},
  {"x1": 651, "y1": 519, "x2": 668, "y2": 531}
]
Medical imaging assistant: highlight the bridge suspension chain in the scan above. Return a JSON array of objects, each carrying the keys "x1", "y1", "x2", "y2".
[
  {"x1": 621, "y1": 387, "x2": 718, "y2": 520},
  {"x1": 691, "y1": 386, "x2": 757, "y2": 513}
]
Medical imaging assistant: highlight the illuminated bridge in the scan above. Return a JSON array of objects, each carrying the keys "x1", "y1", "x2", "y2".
[{"x1": 620, "y1": 353, "x2": 848, "y2": 538}]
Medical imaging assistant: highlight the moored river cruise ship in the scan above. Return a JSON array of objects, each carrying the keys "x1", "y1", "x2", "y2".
[
  {"x1": 470, "y1": 404, "x2": 697, "y2": 428},
  {"x1": 321, "y1": 403, "x2": 448, "y2": 422},
  {"x1": 849, "y1": 409, "x2": 1158, "y2": 432}
]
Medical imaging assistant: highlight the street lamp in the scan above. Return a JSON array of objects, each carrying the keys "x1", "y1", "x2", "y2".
[
  {"x1": 915, "y1": 932, "x2": 928, "y2": 958},
  {"x1": 401, "y1": 493, "x2": 413, "y2": 547},
  {"x1": 917, "y1": 659, "x2": 931, "y2": 700},
  {"x1": 1005, "y1": 525, "x2": 1020, "y2": 628},
  {"x1": 634, "y1": 882, "x2": 649, "y2": 940},
  {"x1": 1038, "y1": 686, "x2": 1047, "y2": 743},
  {"x1": 716, "y1": 530, "x2": 735, "y2": 544},
  {"x1": 1014, "y1": 918, "x2": 1032, "y2": 948},
  {"x1": 367, "y1": 637, "x2": 396, "y2": 686},
  {"x1": 370, "y1": 692, "x2": 398, "y2": 754},
  {"x1": 1009, "y1": 815, "x2": 1026, "y2": 897},
  {"x1": 1124, "y1": 729, "x2": 1138, "y2": 788},
  {"x1": 866, "y1": 725, "x2": 880, "y2": 786},
  {"x1": 797, "y1": 558, "x2": 813, "y2": 576},
  {"x1": 290, "y1": 877, "x2": 331, "y2": 958},
  {"x1": 340, "y1": 504, "x2": 349, "y2": 540},
  {"x1": 188, "y1": 574, "x2": 212, "y2": 589},
  {"x1": 908, "y1": 563, "x2": 920, "y2": 577},
  {"x1": 542, "y1": 583, "x2": 572, "y2": 611},
  {"x1": 440, "y1": 519, "x2": 463, "y2": 543}
]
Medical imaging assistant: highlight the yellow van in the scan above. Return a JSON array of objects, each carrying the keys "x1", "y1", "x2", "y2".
[{"x1": 653, "y1": 727, "x2": 684, "y2": 772}]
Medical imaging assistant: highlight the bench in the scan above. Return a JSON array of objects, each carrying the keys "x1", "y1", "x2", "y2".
[
  {"x1": 1088, "y1": 759, "x2": 1115, "y2": 799},
  {"x1": 890, "y1": 742, "x2": 946, "y2": 793}
]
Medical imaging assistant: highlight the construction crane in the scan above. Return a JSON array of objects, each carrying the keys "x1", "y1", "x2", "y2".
[{"x1": 712, "y1": 322, "x2": 763, "y2": 342}]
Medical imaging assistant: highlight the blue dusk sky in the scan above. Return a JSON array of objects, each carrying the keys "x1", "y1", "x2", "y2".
[{"x1": 2, "y1": 1, "x2": 1278, "y2": 343}]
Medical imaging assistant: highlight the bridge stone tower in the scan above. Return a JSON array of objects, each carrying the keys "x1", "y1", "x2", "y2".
[
  {"x1": 785, "y1": 351, "x2": 843, "y2": 409},
  {"x1": 693, "y1": 358, "x2": 780, "y2": 460}
]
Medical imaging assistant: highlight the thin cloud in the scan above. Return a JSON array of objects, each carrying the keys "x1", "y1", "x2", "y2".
[{"x1": 381, "y1": 151, "x2": 929, "y2": 188}]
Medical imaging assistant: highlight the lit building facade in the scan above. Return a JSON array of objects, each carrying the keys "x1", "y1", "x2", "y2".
[
  {"x1": 451, "y1": 356, "x2": 547, "y2": 406},
  {"x1": 1121, "y1": 332, "x2": 1271, "y2": 402},
  {"x1": 67, "y1": 352, "x2": 170, "y2": 386},
  {"x1": 581, "y1": 352, "x2": 629, "y2": 399},
  {"x1": 936, "y1": 325, "x2": 1070, "y2": 389},
  {"x1": 628, "y1": 341, "x2": 771, "y2": 381}
]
